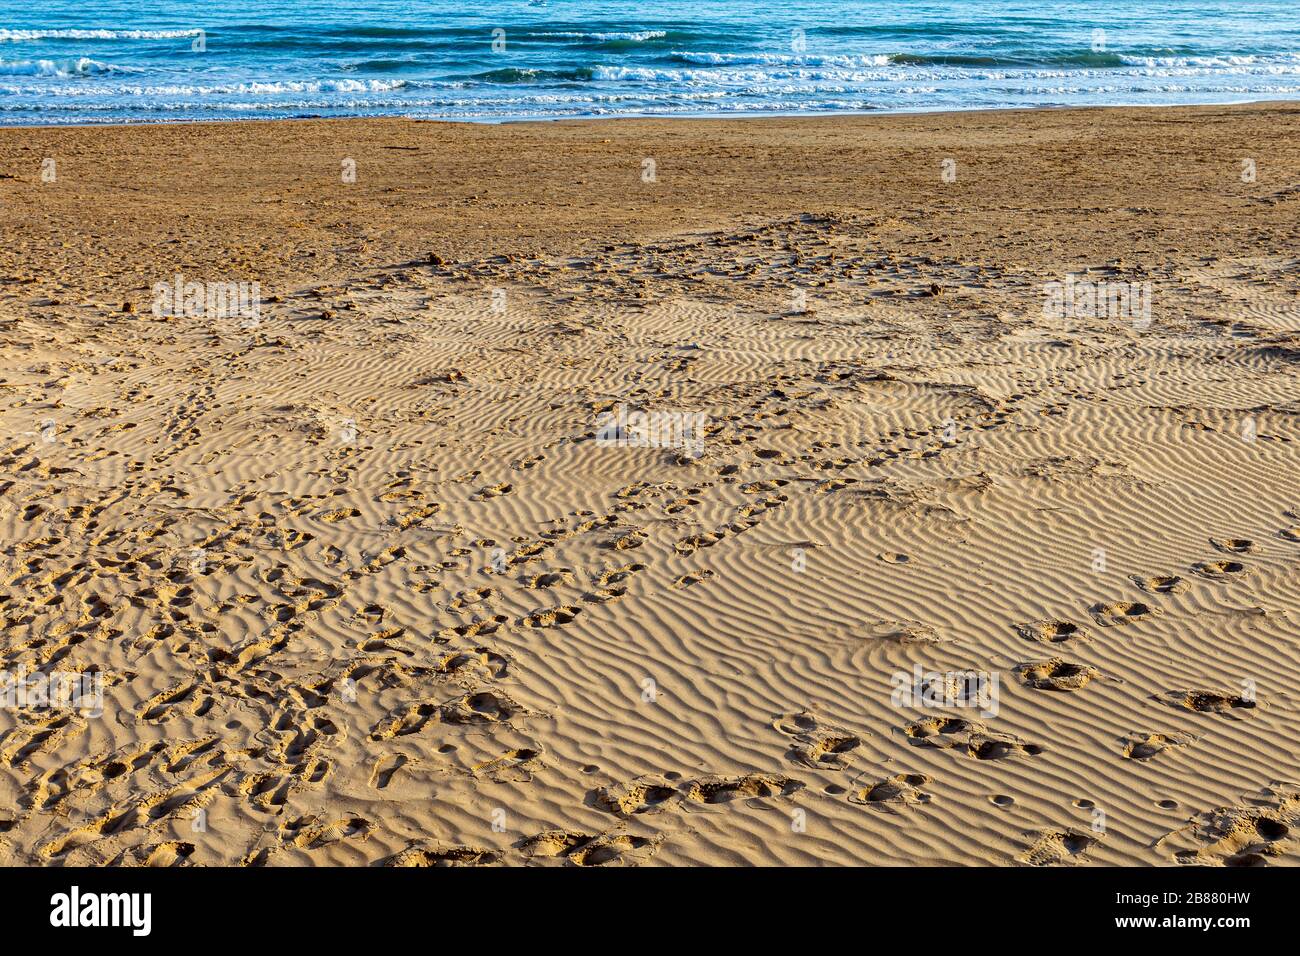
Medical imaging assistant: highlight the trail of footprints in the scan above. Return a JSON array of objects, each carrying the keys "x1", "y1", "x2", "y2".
[
  {"x1": 991, "y1": 530, "x2": 1283, "y2": 862},
  {"x1": 4, "y1": 228, "x2": 1297, "y2": 866}
]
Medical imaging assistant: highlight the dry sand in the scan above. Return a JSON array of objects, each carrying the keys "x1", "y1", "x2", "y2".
[{"x1": 1, "y1": 103, "x2": 1299, "y2": 866}]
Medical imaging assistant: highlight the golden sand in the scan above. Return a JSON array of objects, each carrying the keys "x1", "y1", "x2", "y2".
[{"x1": 1, "y1": 103, "x2": 1298, "y2": 865}]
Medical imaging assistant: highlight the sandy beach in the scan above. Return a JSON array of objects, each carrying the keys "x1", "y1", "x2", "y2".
[{"x1": 1, "y1": 102, "x2": 1299, "y2": 866}]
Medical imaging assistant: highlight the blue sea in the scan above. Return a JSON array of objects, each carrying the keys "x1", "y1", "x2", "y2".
[{"x1": 3, "y1": 0, "x2": 1298, "y2": 124}]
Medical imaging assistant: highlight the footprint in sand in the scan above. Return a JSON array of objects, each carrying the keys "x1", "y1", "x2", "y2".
[
  {"x1": 137, "y1": 681, "x2": 215, "y2": 723},
  {"x1": 609, "y1": 529, "x2": 648, "y2": 551},
  {"x1": 446, "y1": 586, "x2": 493, "y2": 610},
  {"x1": 369, "y1": 701, "x2": 438, "y2": 741},
  {"x1": 1089, "y1": 600, "x2": 1159, "y2": 626},
  {"x1": 440, "y1": 689, "x2": 524, "y2": 725},
  {"x1": 281, "y1": 815, "x2": 373, "y2": 852},
  {"x1": 903, "y1": 717, "x2": 1043, "y2": 760},
  {"x1": 1133, "y1": 574, "x2": 1187, "y2": 594},
  {"x1": 1017, "y1": 828, "x2": 1100, "y2": 866},
  {"x1": 1210, "y1": 537, "x2": 1256, "y2": 554},
  {"x1": 671, "y1": 569, "x2": 714, "y2": 589},
  {"x1": 1165, "y1": 783, "x2": 1297, "y2": 867},
  {"x1": 864, "y1": 618, "x2": 941, "y2": 644},
  {"x1": 848, "y1": 772, "x2": 931, "y2": 810},
  {"x1": 110, "y1": 842, "x2": 197, "y2": 867},
  {"x1": 663, "y1": 496, "x2": 699, "y2": 514},
  {"x1": 520, "y1": 605, "x2": 582, "y2": 628},
  {"x1": 681, "y1": 773, "x2": 803, "y2": 805},
  {"x1": 739, "y1": 479, "x2": 789, "y2": 494},
  {"x1": 383, "y1": 843, "x2": 501, "y2": 867},
  {"x1": 471, "y1": 747, "x2": 543, "y2": 781},
  {"x1": 1121, "y1": 732, "x2": 1194, "y2": 760},
  {"x1": 1156, "y1": 689, "x2": 1257, "y2": 717},
  {"x1": 673, "y1": 531, "x2": 722, "y2": 555},
  {"x1": 1015, "y1": 619, "x2": 1090, "y2": 644},
  {"x1": 1193, "y1": 559, "x2": 1250, "y2": 579},
  {"x1": 773, "y1": 710, "x2": 862, "y2": 769},
  {"x1": 520, "y1": 829, "x2": 660, "y2": 867},
  {"x1": 1013, "y1": 658, "x2": 1097, "y2": 692},
  {"x1": 471, "y1": 482, "x2": 513, "y2": 501},
  {"x1": 590, "y1": 775, "x2": 680, "y2": 816},
  {"x1": 437, "y1": 614, "x2": 507, "y2": 641},
  {"x1": 592, "y1": 772, "x2": 801, "y2": 816},
  {"x1": 592, "y1": 563, "x2": 645, "y2": 589},
  {"x1": 432, "y1": 648, "x2": 508, "y2": 681},
  {"x1": 522, "y1": 569, "x2": 573, "y2": 588},
  {"x1": 368, "y1": 753, "x2": 409, "y2": 789}
]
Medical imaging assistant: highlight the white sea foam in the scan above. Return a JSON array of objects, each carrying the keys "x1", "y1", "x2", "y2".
[
  {"x1": 670, "y1": 51, "x2": 894, "y2": 68},
  {"x1": 539, "y1": 30, "x2": 667, "y2": 42},
  {"x1": 0, "y1": 75, "x2": 408, "y2": 93},
  {"x1": 0, "y1": 28, "x2": 201, "y2": 41},
  {"x1": 590, "y1": 64, "x2": 904, "y2": 84},
  {"x1": 0, "y1": 56, "x2": 132, "y2": 76},
  {"x1": 232, "y1": 78, "x2": 409, "y2": 94},
  {"x1": 1118, "y1": 52, "x2": 1300, "y2": 68}
]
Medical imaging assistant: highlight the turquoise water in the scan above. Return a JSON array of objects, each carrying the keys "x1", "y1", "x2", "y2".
[{"x1": 3, "y1": 1, "x2": 1298, "y2": 124}]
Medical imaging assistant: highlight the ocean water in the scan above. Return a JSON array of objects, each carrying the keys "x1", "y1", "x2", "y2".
[{"x1": 2, "y1": 0, "x2": 1298, "y2": 124}]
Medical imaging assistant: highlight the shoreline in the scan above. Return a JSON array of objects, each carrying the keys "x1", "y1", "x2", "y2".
[{"x1": 3, "y1": 96, "x2": 1297, "y2": 132}]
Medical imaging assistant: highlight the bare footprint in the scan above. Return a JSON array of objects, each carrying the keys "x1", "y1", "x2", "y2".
[
  {"x1": 864, "y1": 618, "x2": 941, "y2": 644},
  {"x1": 520, "y1": 605, "x2": 582, "y2": 628},
  {"x1": 1156, "y1": 689, "x2": 1257, "y2": 717},
  {"x1": 383, "y1": 843, "x2": 501, "y2": 867},
  {"x1": 848, "y1": 772, "x2": 931, "y2": 810},
  {"x1": 773, "y1": 710, "x2": 862, "y2": 769},
  {"x1": 1165, "y1": 782, "x2": 1297, "y2": 867},
  {"x1": 368, "y1": 753, "x2": 409, "y2": 789},
  {"x1": 1089, "y1": 601, "x2": 1159, "y2": 626},
  {"x1": 1015, "y1": 619, "x2": 1090, "y2": 643},
  {"x1": 904, "y1": 717, "x2": 1043, "y2": 760},
  {"x1": 1193, "y1": 559, "x2": 1249, "y2": 579},
  {"x1": 1133, "y1": 574, "x2": 1186, "y2": 594},
  {"x1": 523, "y1": 569, "x2": 573, "y2": 589},
  {"x1": 672, "y1": 569, "x2": 714, "y2": 589},
  {"x1": 590, "y1": 774, "x2": 679, "y2": 816},
  {"x1": 520, "y1": 829, "x2": 659, "y2": 866},
  {"x1": 471, "y1": 482, "x2": 513, "y2": 501},
  {"x1": 1210, "y1": 537, "x2": 1256, "y2": 554},
  {"x1": 681, "y1": 773, "x2": 803, "y2": 805},
  {"x1": 1121, "y1": 732, "x2": 1194, "y2": 760},
  {"x1": 1014, "y1": 658, "x2": 1097, "y2": 692}
]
